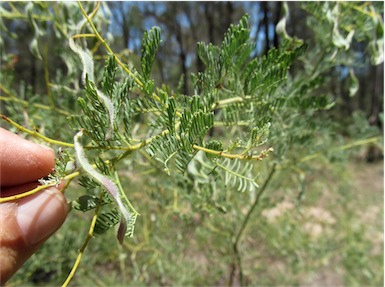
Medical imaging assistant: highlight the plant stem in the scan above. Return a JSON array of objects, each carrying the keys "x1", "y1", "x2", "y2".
[
  {"x1": 0, "y1": 114, "x2": 172, "y2": 152},
  {"x1": 230, "y1": 163, "x2": 276, "y2": 286},
  {"x1": 193, "y1": 144, "x2": 274, "y2": 161},
  {"x1": 77, "y1": 2, "x2": 145, "y2": 91},
  {"x1": 62, "y1": 191, "x2": 105, "y2": 287},
  {"x1": 0, "y1": 84, "x2": 71, "y2": 116},
  {"x1": 0, "y1": 183, "x2": 57, "y2": 203},
  {"x1": 0, "y1": 114, "x2": 74, "y2": 147},
  {"x1": 299, "y1": 136, "x2": 382, "y2": 163},
  {"x1": 0, "y1": 171, "x2": 79, "y2": 203}
]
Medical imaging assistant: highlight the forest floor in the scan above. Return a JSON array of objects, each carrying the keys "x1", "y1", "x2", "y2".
[
  {"x1": 301, "y1": 158, "x2": 384, "y2": 287},
  {"x1": 7, "y1": 157, "x2": 384, "y2": 286}
]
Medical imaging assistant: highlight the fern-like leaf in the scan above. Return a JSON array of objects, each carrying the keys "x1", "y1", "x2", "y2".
[
  {"x1": 215, "y1": 158, "x2": 259, "y2": 192},
  {"x1": 141, "y1": 26, "x2": 161, "y2": 81},
  {"x1": 94, "y1": 209, "x2": 120, "y2": 234},
  {"x1": 72, "y1": 193, "x2": 112, "y2": 212},
  {"x1": 101, "y1": 54, "x2": 117, "y2": 96},
  {"x1": 146, "y1": 133, "x2": 180, "y2": 173}
]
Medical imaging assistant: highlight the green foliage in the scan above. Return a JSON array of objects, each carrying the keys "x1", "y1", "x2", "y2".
[
  {"x1": 93, "y1": 208, "x2": 121, "y2": 235},
  {"x1": 72, "y1": 193, "x2": 112, "y2": 212},
  {"x1": 141, "y1": 27, "x2": 161, "y2": 83},
  {"x1": 0, "y1": 1, "x2": 383, "y2": 286},
  {"x1": 216, "y1": 158, "x2": 258, "y2": 193}
]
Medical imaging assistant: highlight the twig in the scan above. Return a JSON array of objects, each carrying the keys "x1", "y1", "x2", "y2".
[
  {"x1": 230, "y1": 164, "x2": 277, "y2": 286},
  {"x1": 0, "y1": 114, "x2": 74, "y2": 147},
  {"x1": 0, "y1": 171, "x2": 79, "y2": 203},
  {"x1": 193, "y1": 144, "x2": 274, "y2": 161},
  {"x1": 62, "y1": 191, "x2": 105, "y2": 287},
  {"x1": 0, "y1": 183, "x2": 57, "y2": 203},
  {"x1": 0, "y1": 84, "x2": 71, "y2": 116}
]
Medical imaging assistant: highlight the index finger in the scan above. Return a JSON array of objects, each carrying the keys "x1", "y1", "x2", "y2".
[{"x1": 0, "y1": 128, "x2": 56, "y2": 187}]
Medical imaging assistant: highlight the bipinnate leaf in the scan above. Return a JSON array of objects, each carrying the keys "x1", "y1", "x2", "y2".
[
  {"x1": 141, "y1": 26, "x2": 161, "y2": 81},
  {"x1": 72, "y1": 194, "x2": 112, "y2": 212}
]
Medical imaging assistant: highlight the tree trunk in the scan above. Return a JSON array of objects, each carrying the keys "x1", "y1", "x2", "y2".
[
  {"x1": 369, "y1": 64, "x2": 383, "y2": 128},
  {"x1": 273, "y1": 2, "x2": 282, "y2": 48},
  {"x1": 261, "y1": 2, "x2": 270, "y2": 55},
  {"x1": 358, "y1": 70, "x2": 367, "y2": 113}
]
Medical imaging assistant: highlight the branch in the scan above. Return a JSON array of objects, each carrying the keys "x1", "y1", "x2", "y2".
[
  {"x1": 0, "y1": 84, "x2": 71, "y2": 116},
  {"x1": 193, "y1": 144, "x2": 274, "y2": 161},
  {"x1": 0, "y1": 114, "x2": 74, "y2": 147},
  {"x1": 76, "y1": 2, "x2": 149, "y2": 95},
  {"x1": 0, "y1": 114, "x2": 173, "y2": 153},
  {"x1": 0, "y1": 171, "x2": 79, "y2": 203},
  {"x1": 76, "y1": 1, "x2": 185, "y2": 119},
  {"x1": 230, "y1": 163, "x2": 277, "y2": 286}
]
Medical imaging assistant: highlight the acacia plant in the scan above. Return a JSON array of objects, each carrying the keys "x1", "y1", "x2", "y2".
[{"x1": 0, "y1": 2, "x2": 383, "y2": 285}]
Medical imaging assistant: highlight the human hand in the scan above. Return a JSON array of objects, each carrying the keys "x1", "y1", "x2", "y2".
[{"x1": 0, "y1": 128, "x2": 68, "y2": 284}]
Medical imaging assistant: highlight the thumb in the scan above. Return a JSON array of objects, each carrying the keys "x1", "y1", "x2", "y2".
[{"x1": 0, "y1": 187, "x2": 68, "y2": 283}]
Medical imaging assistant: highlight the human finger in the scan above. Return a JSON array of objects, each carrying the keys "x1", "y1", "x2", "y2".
[
  {"x1": 0, "y1": 187, "x2": 68, "y2": 284},
  {"x1": 0, "y1": 128, "x2": 55, "y2": 186}
]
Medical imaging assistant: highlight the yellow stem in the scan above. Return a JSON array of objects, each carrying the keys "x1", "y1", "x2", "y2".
[
  {"x1": 72, "y1": 33, "x2": 97, "y2": 39},
  {"x1": 1, "y1": 114, "x2": 74, "y2": 147},
  {"x1": 0, "y1": 83, "x2": 18, "y2": 99},
  {"x1": 192, "y1": 144, "x2": 274, "y2": 160},
  {"x1": 0, "y1": 84, "x2": 71, "y2": 116},
  {"x1": 299, "y1": 136, "x2": 382, "y2": 163},
  {"x1": 62, "y1": 191, "x2": 104, "y2": 287},
  {"x1": 0, "y1": 183, "x2": 57, "y2": 203},
  {"x1": 88, "y1": 1, "x2": 101, "y2": 20},
  {"x1": 77, "y1": 1, "x2": 162, "y2": 104},
  {"x1": 0, "y1": 114, "x2": 173, "y2": 153},
  {"x1": 212, "y1": 96, "x2": 249, "y2": 110},
  {"x1": 0, "y1": 171, "x2": 79, "y2": 203},
  {"x1": 0, "y1": 12, "x2": 51, "y2": 21}
]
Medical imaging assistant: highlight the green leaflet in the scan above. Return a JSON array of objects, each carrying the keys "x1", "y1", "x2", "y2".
[
  {"x1": 69, "y1": 79, "x2": 116, "y2": 142},
  {"x1": 216, "y1": 158, "x2": 259, "y2": 193},
  {"x1": 101, "y1": 55, "x2": 117, "y2": 96},
  {"x1": 147, "y1": 133, "x2": 180, "y2": 174},
  {"x1": 93, "y1": 208, "x2": 138, "y2": 238},
  {"x1": 221, "y1": 14, "x2": 253, "y2": 71},
  {"x1": 72, "y1": 193, "x2": 112, "y2": 212},
  {"x1": 179, "y1": 96, "x2": 214, "y2": 151},
  {"x1": 141, "y1": 27, "x2": 161, "y2": 82},
  {"x1": 94, "y1": 209, "x2": 120, "y2": 234}
]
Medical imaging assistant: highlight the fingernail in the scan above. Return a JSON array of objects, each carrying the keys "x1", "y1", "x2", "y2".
[{"x1": 16, "y1": 188, "x2": 67, "y2": 245}]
